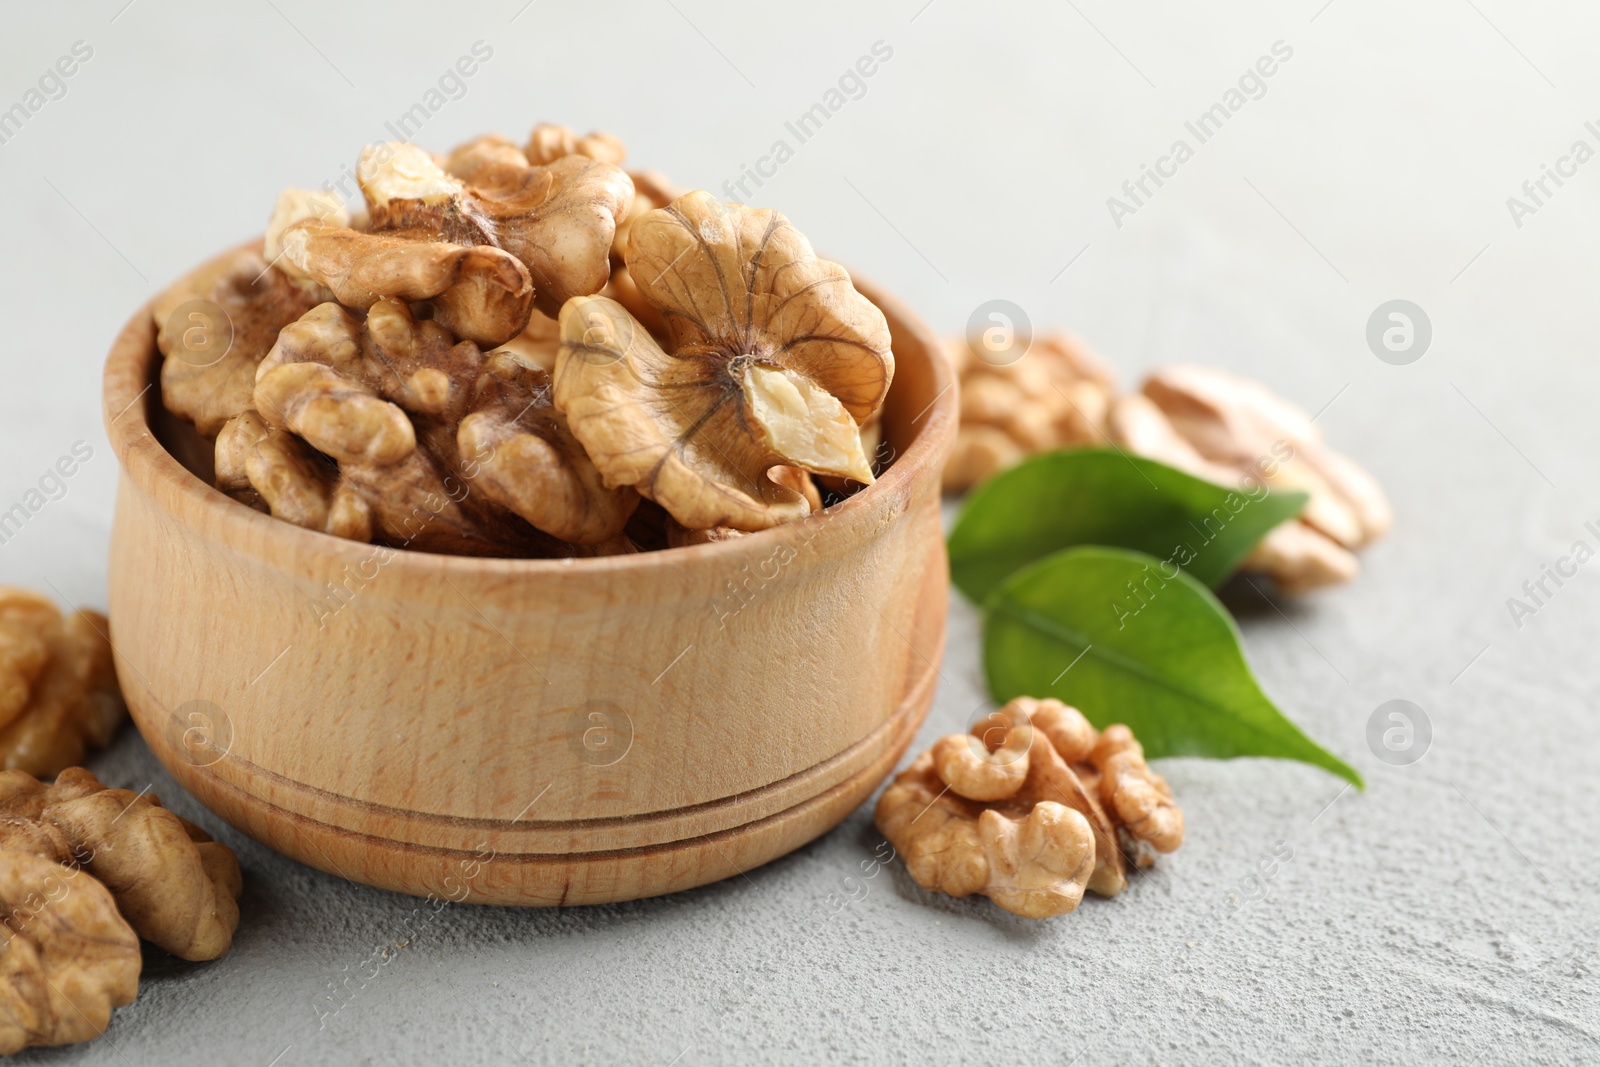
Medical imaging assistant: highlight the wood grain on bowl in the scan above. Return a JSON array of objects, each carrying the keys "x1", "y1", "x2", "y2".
[{"x1": 102, "y1": 249, "x2": 955, "y2": 906}]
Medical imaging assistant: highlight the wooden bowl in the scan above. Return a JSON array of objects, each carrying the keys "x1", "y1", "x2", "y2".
[{"x1": 101, "y1": 251, "x2": 955, "y2": 906}]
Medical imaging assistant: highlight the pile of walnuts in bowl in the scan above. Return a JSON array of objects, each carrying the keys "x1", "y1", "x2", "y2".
[{"x1": 154, "y1": 123, "x2": 895, "y2": 556}]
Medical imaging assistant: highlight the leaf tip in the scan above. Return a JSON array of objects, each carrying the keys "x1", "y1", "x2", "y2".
[{"x1": 1333, "y1": 761, "x2": 1365, "y2": 791}]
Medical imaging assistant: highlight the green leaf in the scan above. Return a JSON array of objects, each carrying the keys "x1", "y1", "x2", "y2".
[
  {"x1": 948, "y1": 449, "x2": 1307, "y2": 603},
  {"x1": 983, "y1": 546, "x2": 1362, "y2": 787}
]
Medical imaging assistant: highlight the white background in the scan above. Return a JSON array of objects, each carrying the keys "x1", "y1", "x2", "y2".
[{"x1": 1, "y1": 1, "x2": 1597, "y2": 1064}]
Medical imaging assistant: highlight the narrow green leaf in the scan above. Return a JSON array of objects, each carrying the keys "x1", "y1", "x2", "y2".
[
  {"x1": 948, "y1": 449, "x2": 1307, "y2": 603},
  {"x1": 983, "y1": 546, "x2": 1362, "y2": 787}
]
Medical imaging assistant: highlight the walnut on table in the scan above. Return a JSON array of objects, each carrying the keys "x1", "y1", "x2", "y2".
[
  {"x1": 1137, "y1": 365, "x2": 1391, "y2": 592},
  {"x1": 0, "y1": 590, "x2": 124, "y2": 779},
  {"x1": 1242, "y1": 520, "x2": 1361, "y2": 593},
  {"x1": 0, "y1": 768, "x2": 243, "y2": 961},
  {"x1": 0, "y1": 767, "x2": 244, "y2": 1054},
  {"x1": 942, "y1": 330, "x2": 1392, "y2": 591},
  {"x1": 0, "y1": 851, "x2": 139, "y2": 1056},
  {"x1": 876, "y1": 697, "x2": 1183, "y2": 919},
  {"x1": 943, "y1": 331, "x2": 1117, "y2": 494}
]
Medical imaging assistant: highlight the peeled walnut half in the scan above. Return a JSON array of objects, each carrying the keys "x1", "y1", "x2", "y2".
[
  {"x1": 1141, "y1": 365, "x2": 1393, "y2": 548},
  {"x1": 231, "y1": 299, "x2": 629, "y2": 552},
  {"x1": 943, "y1": 331, "x2": 1117, "y2": 493},
  {"x1": 0, "y1": 590, "x2": 125, "y2": 778},
  {"x1": 942, "y1": 326, "x2": 1391, "y2": 591},
  {"x1": 215, "y1": 410, "x2": 373, "y2": 541},
  {"x1": 267, "y1": 184, "x2": 535, "y2": 349},
  {"x1": 365, "y1": 140, "x2": 634, "y2": 317},
  {"x1": 0, "y1": 767, "x2": 245, "y2": 1053},
  {"x1": 247, "y1": 300, "x2": 532, "y2": 554},
  {"x1": 0, "y1": 768, "x2": 244, "y2": 961},
  {"x1": 458, "y1": 352, "x2": 639, "y2": 544},
  {"x1": 0, "y1": 851, "x2": 140, "y2": 1056},
  {"x1": 524, "y1": 122, "x2": 627, "y2": 168},
  {"x1": 553, "y1": 191, "x2": 894, "y2": 532},
  {"x1": 876, "y1": 697, "x2": 1182, "y2": 919},
  {"x1": 45, "y1": 776, "x2": 244, "y2": 961},
  {"x1": 153, "y1": 245, "x2": 326, "y2": 437},
  {"x1": 878, "y1": 754, "x2": 1097, "y2": 920},
  {"x1": 1111, "y1": 368, "x2": 1389, "y2": 592}
]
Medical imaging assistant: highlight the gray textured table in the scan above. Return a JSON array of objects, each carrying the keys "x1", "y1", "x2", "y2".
[{"x1": 2, "y1": 1, "x2": 1596, "y2": 1064}]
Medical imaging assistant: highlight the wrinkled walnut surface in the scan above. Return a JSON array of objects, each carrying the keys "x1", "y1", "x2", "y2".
[
  {"x1": 943, "y1": 331, "x2": 1391, "y2": 591},
  {"x1": 553, "y1": 191, "x2": 893, "y2": 531},
  {"x1": 0, "y1": 767, "x2": 243, "y2": 962},
  {"x1": 0, "y1": 851, "x2": 140, "y2": 1056},
  {"x1": 374, "y1": 138, "x2": 634, "y2": 318},
  {"x1": 943, "y1": 332, "x2": 1116, "y2": 493},
  {"x1": 0, "y1": 590, "x2": 124, "y2": 779},
  {"x1": 273, "y1": 214, "x2": 535, "y2": 349},
  {"x1": 154, "y1": 127, "x2": 906, "y2": 558},
  {"x1": 876, "y1": 696, "x2": 1183, "y2": 918},
  {"x1": 459, "y1": 352, "x2": 638, "y2": 544},
  {"x1": 153, "y1": 246, "x2": 325, "y2": 438},
  {"x1": 0, "y1": 767, "x2": 244, "y2": 1053},
  {"x1": 225, "y1": 298, "x2": 631, "y2": 553}
]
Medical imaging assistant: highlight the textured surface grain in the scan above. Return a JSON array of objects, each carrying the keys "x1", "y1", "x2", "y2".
[{"x1": 4, "y1": 0, "x2": 1599, "y2": 1063}]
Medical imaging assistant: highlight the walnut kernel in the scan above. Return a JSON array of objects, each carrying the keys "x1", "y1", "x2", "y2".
[
  {"x1": 875, "y1": 697, "x2": 1182, "y2": 918},
  {"x1": 553, "y1": 191, "x2": 893, "y2": 532},
  {"x1": 0, "y1": 591, "x2": 124, "y2": 778}
]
